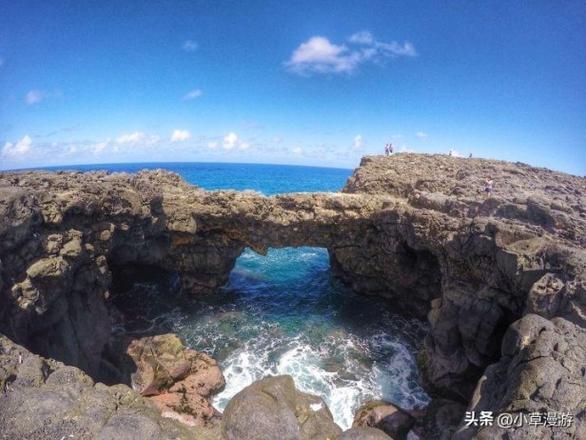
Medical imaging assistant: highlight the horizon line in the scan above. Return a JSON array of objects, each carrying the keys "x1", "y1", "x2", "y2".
[{"x1": 0, "y1": 159, "x2": 355, "y2": 173}]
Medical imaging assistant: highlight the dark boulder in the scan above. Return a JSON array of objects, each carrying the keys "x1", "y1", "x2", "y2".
[
  {"x1": 222, "y1": 375, "x2": 342, "y2": 440},
  {"x1": 352, "y1": 400, "x2": 415, "y2": 439}
]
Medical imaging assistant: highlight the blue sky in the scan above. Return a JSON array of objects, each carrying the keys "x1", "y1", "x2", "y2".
[{"x1": 1, "y1": 0, "x2": 585, "y2": 175}]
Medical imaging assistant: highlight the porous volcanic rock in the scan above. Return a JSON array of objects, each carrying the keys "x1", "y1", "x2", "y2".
[
  {"x1": 221, "y1": 375, "x2": 342, "y2": 440},
  {"x1": 0, "y1": 335, "x2": 217, "y2": 440},
  {"x1": 352, "y1": 400, "x2": 416, "y2": 439},
  {"x1": 337, "y1": 427, "x2": 392, "y2": 439},
  {"x1": 452, "y1": 314, "x2": 586, "y2": 439},
  {"x1": 0, "y1": 154, "x2": 585, "y2": 439}
]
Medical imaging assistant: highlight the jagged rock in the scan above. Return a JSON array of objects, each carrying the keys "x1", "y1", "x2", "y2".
[
  {"x1": 453, "y1": 314, "x2": 586, "y2": 439},
  {"x1": 0, "y1": 335, "x2": 217, "y2": 440},
  {"x1": 122, "y1": 333, "x2": 225, "y2": 427},
  {"x1": 0, "y1": 154, "x2": 585, "y2": 439},
  {"x1": 352, "y1": 400, "x2": 415, "y2": 439},
  {"x1": 221, "y1": 375, "x2": 342, "y2": 440},
  {"x1": 416, "y1": 398, "x2": 466, "y2": 440}
]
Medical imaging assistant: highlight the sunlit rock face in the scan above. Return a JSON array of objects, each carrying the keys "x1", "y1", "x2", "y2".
[{"x1": 0, "y1": 153, "x2": 585, "y2": 438}]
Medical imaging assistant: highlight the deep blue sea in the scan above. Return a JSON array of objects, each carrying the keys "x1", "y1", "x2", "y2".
[
  {"x1": 42, "y1": 162, "x2": 352, "y2": 195},
  {"x1": 55, "y1": 162, "x2": 430, "y2": 429}
]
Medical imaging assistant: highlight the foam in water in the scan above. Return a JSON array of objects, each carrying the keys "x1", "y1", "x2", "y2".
[{"x1": 115, "y1": 247, "x2": 430, "y2": 430}]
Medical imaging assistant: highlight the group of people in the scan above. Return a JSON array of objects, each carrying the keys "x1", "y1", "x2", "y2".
[
  {"x1": 381, "y1": 143, "x2": 494, "y2": 197},
  {"x1": 384, "y1": 144, "x2": 474, "y2": 158}
]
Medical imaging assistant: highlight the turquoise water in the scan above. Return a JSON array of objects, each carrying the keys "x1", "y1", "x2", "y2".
[{"x1": 72, "y1": 162, "x2": 431, "y2": 429}]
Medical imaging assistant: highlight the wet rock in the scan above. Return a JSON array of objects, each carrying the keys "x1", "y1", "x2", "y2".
[
  {"x1": 352, "y1": 400, "x2": 415, "y2": 439},
  {"x1": 222, "y1": 375, "x2": 342, "y2": 440}
]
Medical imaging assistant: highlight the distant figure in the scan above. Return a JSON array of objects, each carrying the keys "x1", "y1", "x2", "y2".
[
  {"x1": 448, "y1": 149, "x2": 453, "y2": 156},
  {"x1": 484, "y1": 176, "x2": 494, "y2": 197},
  {"x1": 469, "y1": 153, "x2": 472, "y2": 158},
  {"x1": 389, "y1": 143, "x2": 394, "y2": 155},
  {"x1": 384, "y1": 144, "x2": 389, "y2": 156}
]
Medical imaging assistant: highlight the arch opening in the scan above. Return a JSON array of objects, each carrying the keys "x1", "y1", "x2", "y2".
[{"x1": 110, "y1": 246, "x2": 431, "y2": 430}]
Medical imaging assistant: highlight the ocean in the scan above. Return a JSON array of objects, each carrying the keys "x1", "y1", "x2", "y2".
[
  {"x1": 49, "y1": 162, "x2": 430, "y2": 430},
  {"x1": 42, "y1": 162, "x2": 352, "y2": 195}
]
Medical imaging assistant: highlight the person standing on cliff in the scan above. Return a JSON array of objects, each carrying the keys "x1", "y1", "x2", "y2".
[
  {"x1": 384, "y1": 144, "x2": 389, "y2": 156},
  {"x1": 484, "y1": 176, "x2": 494, "y2": 197},
  {"x1": 388, "y1": 143, "x2": 394, "y2": 155}
]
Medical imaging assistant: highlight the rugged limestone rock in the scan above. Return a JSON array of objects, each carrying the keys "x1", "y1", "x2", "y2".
[
  {"x1": 352, "y1": 400, "x2": 416, "y2": 439},
  {"x1": 221, "y1": 375, "x2": 342, "y2": 440},
  {"x1": 0, "y1": 334, "x2": 216, "y2": 440},
  {"x1": 0, "y1": 154, "x2": 585, "y2": 439}
]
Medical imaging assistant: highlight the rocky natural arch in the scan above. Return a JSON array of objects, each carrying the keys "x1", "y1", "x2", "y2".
[{"x1": 1, "y1": 154, "x2": 585, "y2": 439}]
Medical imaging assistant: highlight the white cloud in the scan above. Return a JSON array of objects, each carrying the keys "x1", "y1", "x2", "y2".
[
  {"x1": 2, "y1": 135, "x2": 32, "y2": 157},
  {"x1": 223, "y1": 132, "x2": 239, "y2": 150},
  {"x1": 374, "y1": 40, "x2": 417, "y2": 57},
  {"x1": 208, "y1": 141, "x2": 218, "y2": 149},
  {"x1": 399, "y1": 144, "x2": 415, "y2": 153},
  {"x1": 171, "y1": 129, "x2": 191, "y2": 142},
  {"x1": 416, "y1": 131, "x2": 428, "y2": 139},
  {"x1": 183, "y1": 89, "x2": 202, "y2": 100},
  {"x1": 285, "y1": 36, "x2": 357, "y2": 74},
  {"x1": 348, "y1": 31, "x2": 374, "y2": 45},
  {"x1": 239, "y1": 142, "x2": 250, "y2": 150},
  {"x1": 115, "y1": 131, "x2": 158, "y2": 145},
  {"x1": 116, "y1": 132, "x2": 145, "y2": 144},
  {"x1": 25, "y1": 90, "x2": 45, "y2": 105},
  {"x1": 353, "y1": 134, "x2": 363, "y2": 149},
  {"x1": 92, "y1": 141, "x2": 108, "y2": 155},
  {"x1": 292, "y1": 146, "x2": 304, "y2": 155},
  {"x1": 182, "y1": 40, "x2": 198, "y2": 52},
  {"x1": 285, "y1": 31, "x2": 416, "y2": 75}
]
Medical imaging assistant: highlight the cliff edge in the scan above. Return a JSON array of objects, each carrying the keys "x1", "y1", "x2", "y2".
[{"x1": 0, "y1": 153, "x2": 584, "y2": 439}]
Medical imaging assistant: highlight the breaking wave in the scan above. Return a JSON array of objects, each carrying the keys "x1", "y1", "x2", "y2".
[{"x1": 115, "y1": 247, "x2": 430, "y2": 430}]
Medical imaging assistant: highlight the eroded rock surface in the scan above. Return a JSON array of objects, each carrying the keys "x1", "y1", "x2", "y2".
[
  {"x1": 0, "y1": 154, "x2": 585, "y2": 439},
  {"x1": 453, "y1": 314, "x2": 586, "y2": 439},
  {"x1": 352, "y1": 400, "x2": 416, "y2": 439},
  {"x1": 0, "y1": 335, "x2": 215, "y2": 440},
  {"x1": 222, "y1": 375, "x2": 342, "y2": 440},
  {"x1": 118, "y1": 333, "x2": 225, "y2": 427},
  {"x1": 337, "y1": 427, "x2": 392, "y2": 439}
]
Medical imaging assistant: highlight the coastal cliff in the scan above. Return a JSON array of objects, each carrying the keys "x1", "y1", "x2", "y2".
[{"x1": 0, "y1": 154, "x2": 584, "y2": 439}]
